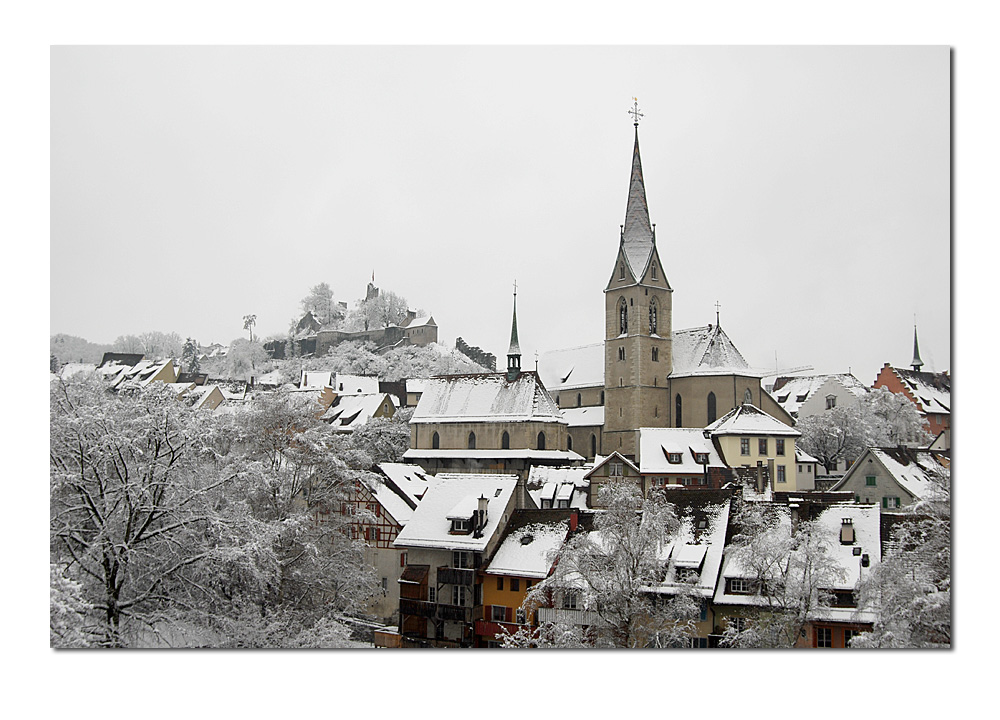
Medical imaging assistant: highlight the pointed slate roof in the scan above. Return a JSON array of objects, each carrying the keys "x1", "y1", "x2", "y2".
[
  {"x1": 508, "y1": 292, "x2": 521, "y2": 357},
  {"x1": 621, "y1": 128, "x2": 655, "y2": 277},
  {"x1": 911, "y1": 325, "x2": 924, "y2": 371}
]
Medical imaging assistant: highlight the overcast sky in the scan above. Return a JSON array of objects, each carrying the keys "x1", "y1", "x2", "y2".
[{"x1": 51, "y1": 46, "x2": 949, "y2": 384}]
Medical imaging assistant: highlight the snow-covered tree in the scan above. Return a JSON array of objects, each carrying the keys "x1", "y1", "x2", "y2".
[
  {"x1": 797, "y1": 387, "x2": 932, "y2": 472},
  {"x1": 181, "y1": 337, "x2": 200, "y2": 373},
  {"x1": 224, "y1": 338, "x2": 271, "y2": 380},
  {"x1": 300, "y1": 282, "x2": 343, "y2": 328},
  {"x1": 511, "y1": 480, "x2": 699, "y2": 648},
  {"x1": 112, "y1": 334, "x2": 145, "y2": 354},
  {"x1": 852, "y1": 467, "x2": 950, "y2": 648},
  {"x1": 50, "y1": 377, "x2": 246, "y2": 646},
  {"x1": 243, "y1": 314, "x2": 257, "y2": 343},
  {"x1": 50, "y1": 563, "x2": 94, "y2": 647},
  {"x1": 347, "y1": 409, "x2": 413, "y2": 464},
  {"x1": 344, "y1": 289, "x2": 412, "y2": 332},
  {"x1": 719, "y1": 503, "x2": 845, "y2": 648}
]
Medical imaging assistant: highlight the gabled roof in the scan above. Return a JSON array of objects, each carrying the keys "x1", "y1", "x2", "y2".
[
  {"x1": 670, "y1": 324, "x2": 757, "y2": 378},
  {"x1": 321, "y1": 393, "x2": 396, "y2": 432},
  {"x1": 705, "y1": 403, "x2": 800, "y2": 437},
  {"x1": 537, "y1": 343, "x2": 605, "y2": 392},
  {"x1": 409, "y1": 371, "x2": 563, "y2": 424},
  {"x1": 833, "y1": 447, "x2": 950, "y2": 501},
  {"x1": 769, "y1": 373, "x2": 869, "y2": 416},
  {"x1": 375, "y1": 463, "x2": 431, "y2": 508},
  {"x1": 404, "y1": 315, "x2": 436, "y2": 328},
  {"x1": 637, "y1": 428, "x2": 727, "y2": 474},
  {"x1": 890, "y1": 367, "x2": 951, "y2": 416},
  {"x1": 584, "y1": 451, "x2": 640, "y2": 479},
  {"x1": 392, "y1": 473, "x2": 518, "y2": 552}
]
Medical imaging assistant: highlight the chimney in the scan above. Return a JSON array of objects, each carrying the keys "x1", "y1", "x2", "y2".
[
  {"x1": 477, "y1": 495, "x2": 488, "y2": 529},
  {"x1": 569, "y1": 508, "x2": 579, "y2": 533}
]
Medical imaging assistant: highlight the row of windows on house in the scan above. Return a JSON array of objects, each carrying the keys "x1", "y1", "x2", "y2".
[
  {"x1": 740, "y1": 437, "x2": 787, "y2": 456},
  {"x1": 740, "y1": 463, "x2": 789, "y2": 483}
]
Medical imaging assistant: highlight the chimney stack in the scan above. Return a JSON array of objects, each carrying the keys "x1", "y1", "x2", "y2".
[{"x1": 569, "y1": 508, "x2": 579, "y2": 533}]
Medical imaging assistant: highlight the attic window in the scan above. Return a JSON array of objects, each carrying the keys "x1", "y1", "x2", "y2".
[
  {"x1": 826, "y1": 395, "x2": 837, "y2": 410},
  {"x1": 451, "y1": 518, "x2": 471, "y2": 534},
  {"x1": 796, "y1": 394, "x2": 808, "y2": 403},
  {"x1": 667, "y1": 452, "x2": 682, "y2": 464},
  {"x1": 777, "y1": 394, "x2": 789, "y2": 403},
  {"x1": 697, "y1": 518, "x2": 708, "y2": 529},
  {"x1": 694, "y1": 453, "x2": 709, "y2": 464},
  {"x1": 494, "y1": 488, "x2": 502, "y2": 497}
]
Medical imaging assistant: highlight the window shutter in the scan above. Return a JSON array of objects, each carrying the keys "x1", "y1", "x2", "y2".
[{"x1": 506, "y1": 606, "x2": 513, "y2": 623}]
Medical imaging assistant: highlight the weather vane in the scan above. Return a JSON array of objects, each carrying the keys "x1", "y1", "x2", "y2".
[
  {"x1": 513, "y1": 279, "x2": 517, "y2": 298},
  {"x1": 629, "y1": 97, "x2": 643, "y2": 127}
]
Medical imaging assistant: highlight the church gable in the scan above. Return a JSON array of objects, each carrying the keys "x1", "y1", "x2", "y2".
[
  {"x1": 606, "y1": 245, "x2": 639, "y2": 291},
  {"x1": 640, "y1": 247, "x2": 671, "y2": 290}
]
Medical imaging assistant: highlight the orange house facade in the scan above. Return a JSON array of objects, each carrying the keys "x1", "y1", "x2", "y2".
[{"x1": 872, "y1": 364, "x2": 950, "y2": 440}]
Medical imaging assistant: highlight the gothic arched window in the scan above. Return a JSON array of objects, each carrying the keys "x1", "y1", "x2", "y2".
[
  {"x1": 577, "y1": 393, "x2": 582, "y2": 408},
  {"x1": 591, "y1": 434, "x2": 597, "y2": 458},
  {"x1": 649, "y1": 298, "x2": 658, "y2": 335},
  {"x1": 600, "y1": 391, "x2": 605, "y2": 405},
  {"x1": 619, "y1": 298, "x2": 628, "y2": 335},
  {"x1": 567, "y1": 435, "x2": 573, "y2": 452},
  {"x1": 619, "y1": 263, "x2": 625, "y2": 280},
  {"x1": 432, "y1": 432, "x2": 440, "y2": 449},
  {"x1": 501, "y1": 431, "x2": 510, "y2": 450},
  {"x1": 468, "y1": 432, "x2": 476, "y2": 450},
  {"x1": 707, "y1": 392, "x2": 717, "y2": 424},
  {"x1": 675, "y1": 394, "x2": 683, "y2": 428},
  {"x1": 537, "y1": 432, "x2": 546, "y2": 450}
]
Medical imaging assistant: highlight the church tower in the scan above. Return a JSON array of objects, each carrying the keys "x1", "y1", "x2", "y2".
[{"x1": 603, "y1": 102, "x2": 673, "y2": 459}]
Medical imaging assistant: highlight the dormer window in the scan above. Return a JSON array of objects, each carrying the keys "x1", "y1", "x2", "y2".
[
  {"x1": 667, "y1": 452, "x2": 682, "y2": 464},
  {"x1": 451, "y1": 518, "x2": 471, "y2": 534},
  {"x1": 694, "y1": 452, "x2": 709, "y2": 464}
]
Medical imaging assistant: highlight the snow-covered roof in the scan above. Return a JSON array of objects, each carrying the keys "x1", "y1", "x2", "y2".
[
  {"x1": 638, "y1": 428, "x2": 727, "y2": 474},
  {"x1": 405, "y1": 315, "x2": 436, "y2": 328},
  {"x1": 795, "y1": 446, "x2": 820, "y2": 464},
  {"x1": 836, "y1": 447, "x2": 950, "y2": 502},
  {"x1": 256, "y1": 370, "x2": 284, "y2": 386},
  {"x1": 321, "y1": 393, "x2": 395, "y2": 432},
  {"x1": 584, "y1": 451, "x2": 640, "y2": 479},
  {"x1": 59, "y1": 363, "x2": 96, "y2": 380},
  {"x1": 405, "y1": 378, "x2": 427, "y2": 394},
  {"x1": 360, "y1": 472, "x2": 421, "y2": 526},
  {"x1": 653, "y1": 493, "x2": 732, "y2": 598},
  {"x1": 392, "y1": 474, "x2": 518, "y2": 552},
  {"x1": 769, "y1": 374, "x2": 870, "y2": 416},
  {"x1": 670, "y1": 324, "x2": 757, "y2": 378},
  {"x1": 812, "y1": 503, "x2": 881, "y2": 589},
  {"x1": 409, "y1": 371, "x2": 563, "y2": 424},
  {"x1": 404, "y1": 448, "x2": 584, "y2": 462},
  {"x1": 891, "y1": 368, "x2": 951, "y2": 416},
  {"x1": 526, "y1": 465, "x2": 591, "y2": 510},
  {"x1": 191, "y1": 385, "x2": 224, "y2": 410},
  {"x1": 621, "y1": 131, "x2": 656, "y2": 278},
  {"x1": 376, "y1": 463, "x2": 431, "y2": 507},
  {"x1": 559, "y1": 406, "x2": 605, "y2": 428},
  {"x1": 705, "y1": 403, "x2": 799, "y2": 437},
  {"x1": 486, "y1": 517, "x2": 570, "y2": 579},
  {"x1": 537, "y1": 343, "x2": 605, "y2": 392}
]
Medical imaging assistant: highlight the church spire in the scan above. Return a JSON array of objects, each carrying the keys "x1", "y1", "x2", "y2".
[
  {"x1": 621, "y1": 99, "x2": 655, "y2": 276},
  {"x1": 911, "y1": 322, "x2": 924, "y2": 371},
  {"x1": 507, "y1": 281, "x2": 521, "y2": 380}
]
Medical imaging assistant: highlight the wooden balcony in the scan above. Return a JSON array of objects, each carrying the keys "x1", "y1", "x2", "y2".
[
  {"x1": 400, "y1": 598, "x2": 437, "y2": 618},
  {"x1": 437, "y1": 602, "x2": 472, "y2": 623},
  {"x1": 437, "y1": 566, "x2": 475, "y2": 586}
]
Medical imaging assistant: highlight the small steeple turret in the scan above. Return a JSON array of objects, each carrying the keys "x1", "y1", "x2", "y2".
[
  {"x1": 507, "y1": 282, "x2": 521, "y2": 381},
  {"x1": 911, "y1": 323, "x2": 924, "y2": 372}
]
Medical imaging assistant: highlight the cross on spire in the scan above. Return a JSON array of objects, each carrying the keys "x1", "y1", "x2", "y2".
[
  {"x1": 629, "y1": 97, "x2": 643, "y2": 127},
  {"x1": 715, "y1": 301, "x2": 721, "y2": 327}
]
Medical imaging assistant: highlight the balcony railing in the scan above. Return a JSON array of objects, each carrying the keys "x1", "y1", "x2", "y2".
[
  {"x1": 437, "y1": 603, "x2": 472, "y2": 623},
  {"x1": 437, "y1": 566, "x2": 475, "y2": 586},
  {"x1": 400, "y1": 598, "x2": 437, "y2": 618},
  {"x1": 537, "y1": 607, "x2": 603, "y2": 627}
]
